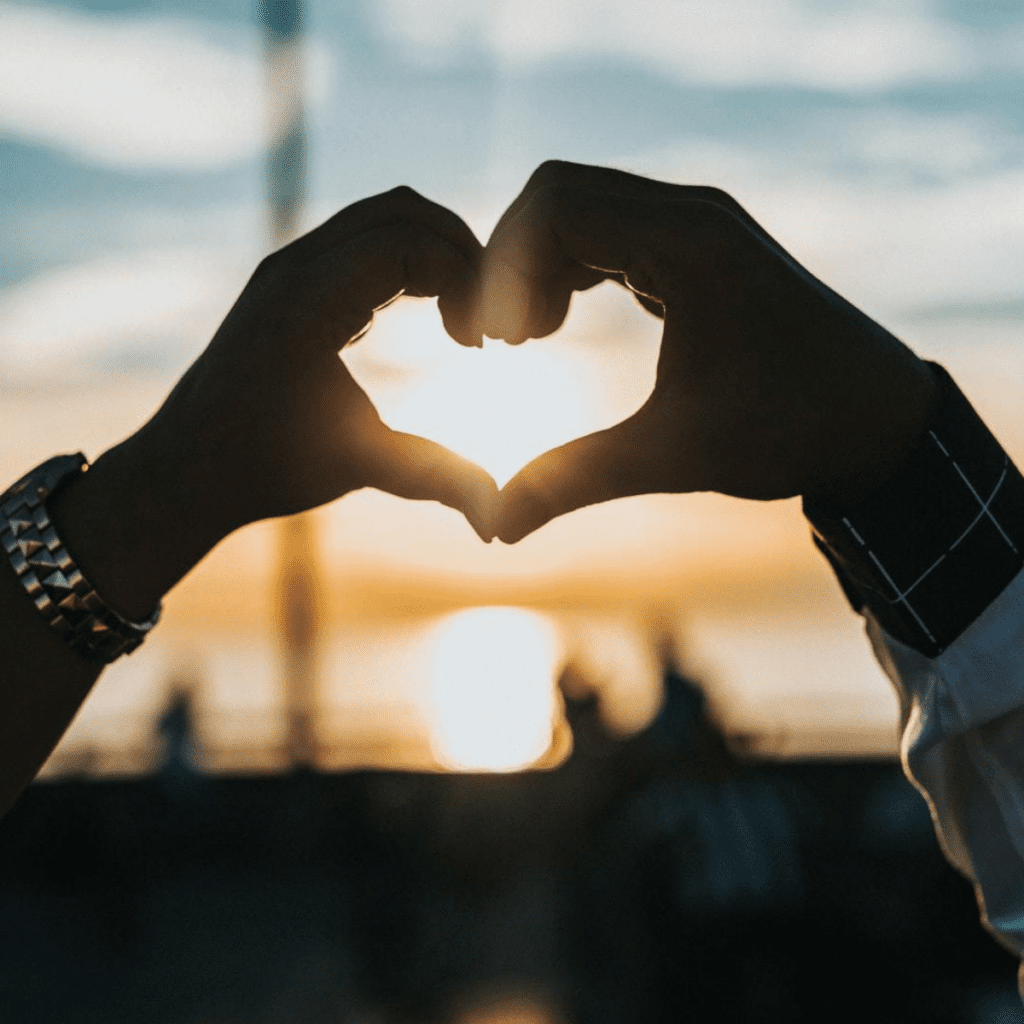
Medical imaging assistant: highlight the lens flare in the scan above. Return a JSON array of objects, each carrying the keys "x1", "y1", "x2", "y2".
[{"x1": 427, "y1": 607, "x2": 562, "y2": 772}]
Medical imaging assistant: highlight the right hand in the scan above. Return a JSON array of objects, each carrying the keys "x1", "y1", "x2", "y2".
[
  {"x1": 483, "y1": 161, "x2": 937, "y2": 543},
  {"x1": 50, "y1": 187, "x2": 499, "y2": 623}
]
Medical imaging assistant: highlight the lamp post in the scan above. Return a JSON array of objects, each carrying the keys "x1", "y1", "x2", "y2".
[{"x1": 259, "y1": 0, "x2": 322, "y2": 769}]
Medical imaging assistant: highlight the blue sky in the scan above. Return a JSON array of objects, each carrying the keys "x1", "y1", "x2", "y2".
[
  {"x1": 2, "y1": 0, "x2": 1023, "y2": 380},
  {"x1": 4, "y1": 1, "x2": 1023, "y2": 766}
]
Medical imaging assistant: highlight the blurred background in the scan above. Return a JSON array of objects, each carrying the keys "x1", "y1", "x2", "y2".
[{"x1": 2, "y1": 0, "x2": 1024, "y2": 1020}]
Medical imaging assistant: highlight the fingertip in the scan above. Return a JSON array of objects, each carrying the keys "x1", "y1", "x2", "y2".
[
  {"x1": 494, "y1": 480, "x2": 552, "y2": 544},
  {"x1": 464, "y1": 472, "x2": 500, "y2": 542},
  {"x1": 438, "y1": 265, "x2": 485, "y2": 348},
  {"x1": 495, "y1": 524, "x2": 529, "y2": 545},
  {"x1": 480, "y1": 260, "x2": 533, "y2": 343}
]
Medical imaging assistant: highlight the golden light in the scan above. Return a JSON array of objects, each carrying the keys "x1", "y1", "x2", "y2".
[
  {"x1": 457, "y1": 994, "x2": 562, "y2": 1024},
  {"x1": 342, "y1": 286, "x2": 660, "y2": 487},
  {"x1": 563, "y1": 614, "x2": 665, "y2": 736},
  {"x1": 426, "y1": 607, "x2": 563, "y2": 772}
]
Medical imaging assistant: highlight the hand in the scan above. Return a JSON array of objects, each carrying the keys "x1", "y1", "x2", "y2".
[
  {"x1": 148, "y1": 186, "x2": 494, "y2": 529},
  {"x1": 51, "y1": 187, "x2": 498, "y2": 618},
  {"x1": 0, "y1": 187, "x2": 499, "y2": 818},
  {"x1": 483, "y1": 161, "x2": 937, "y2": 543}
]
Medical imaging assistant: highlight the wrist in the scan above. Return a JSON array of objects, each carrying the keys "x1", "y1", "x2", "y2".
[
  {"x1": 802, "y1": 356, "x2": 940, "y2": 508},
  {"x1": 47, "y1": 429, "x2": 236, "y2": 622},
  {"x1": 804, "y1": 363, "x2": 1024, "y2": 656}
]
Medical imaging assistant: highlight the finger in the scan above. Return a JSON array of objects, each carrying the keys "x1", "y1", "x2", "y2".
[
  {"x1": 479, "y1": 256, "x2": 606, "y2": 344},
  {"x1": 483, "y1": 186, "x2": 672, "y2": 343},
  {"x1": 279, "y1": 185, "x2": 483, "y2": 271},
  {"x1": 365, "y1": 430, "x2": 500, "y2": 542},
  {"x1": 495, "y1": 419, "x2": 652, "y2": 544},
  {"x1": 490, "y1": 160, "x2": 673, "y2": 240},
  {"x1": 302, "y1": 222, "x2": 481, "y2": 351},
  {"x1": 270, "y1": 188, "x2": 483, "y2": 347},
  {"x1": 484, "y1": 162, "x2": 794, "y2": 341},
  {"x1": 493, "y1": 160, "x2": 785, "y2": 260},
  {"x1": 607, "y1": 270, "x2": 665, "y2": 319}
]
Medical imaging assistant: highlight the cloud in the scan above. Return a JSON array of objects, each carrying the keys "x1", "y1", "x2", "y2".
[
  {"x1": 376, "y1": 0, "x2": 977, "y2": 91},
  {"x1": 840, "y1": 110, "x2": 1022, "y2": 179},
  {"x1": 0, "y1": 3, "x2": 331, "y2": 170},
  {"x1": 0, "y1": 250, "x2": 247, "y2": 379},
  {"x1": 611, "y1": 135, "x2": 1024, "y2": 316}
]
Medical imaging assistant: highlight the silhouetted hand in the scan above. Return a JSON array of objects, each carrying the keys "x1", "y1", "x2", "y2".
[
  {"x1": 483, "y1": 161, "x2": 937, "y2": 543},
  {"x1": 149, "y1": 185, "x2": 496, "y2": 536},
  {"x1": 0, "y1": 187, "x2": 499, "y2": 818},
  {"x1": 52, "y1": 188, "x2": 498, "y2": 621}
]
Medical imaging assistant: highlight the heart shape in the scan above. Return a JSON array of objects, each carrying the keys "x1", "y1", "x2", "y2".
[{"x1": 342, "y1": 281, "x2": 662, "y2": 490}]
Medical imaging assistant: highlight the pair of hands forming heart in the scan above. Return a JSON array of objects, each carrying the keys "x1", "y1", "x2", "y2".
[
  {"x1": 0, "y1": 160, "x2": 942, "y2": 817},
  {"x1": 59, "y1": 161, "x2": 937, "y2": 622}
]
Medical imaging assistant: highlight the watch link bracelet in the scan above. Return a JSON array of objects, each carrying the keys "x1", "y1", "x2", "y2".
[{"x1": 0, "y1": 453, "x2": 161, "y2": 664}]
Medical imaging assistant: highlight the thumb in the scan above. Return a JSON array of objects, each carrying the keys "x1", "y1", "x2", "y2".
[
  {"x1": 365, "y1": 428, "x2": 499, "y2": 542},
  {"x1": 495, "y1": 418, "x2": 653, "y2": 544}
]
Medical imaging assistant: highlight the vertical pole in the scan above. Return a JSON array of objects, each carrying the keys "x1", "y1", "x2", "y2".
[{"x1": 259, "y1": 0, "x2": 321, "y2": 769}]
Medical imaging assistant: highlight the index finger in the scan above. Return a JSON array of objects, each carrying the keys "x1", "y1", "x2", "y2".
[
  {"x1": 272, "y1": 187, "x2": 484, "y2": 318},
  {"x1": 491, "y1": 160, "x2": 787, "y2": 256},
  {"x1": 482, "y1": 185, "x2": 680, "y2": 343},
  {"x1": 295, "y1": 220, "x2": 483, "y2": 350}
]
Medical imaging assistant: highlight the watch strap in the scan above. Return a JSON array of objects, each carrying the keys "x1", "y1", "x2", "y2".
[{"x1": 1, "y1": 453, "x2": 161, "y2": 663}]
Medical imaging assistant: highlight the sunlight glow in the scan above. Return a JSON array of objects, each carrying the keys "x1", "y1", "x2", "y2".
[
  {"x1": 458, "y1": 994, "x2": 562, "y2": 1024},
  {"x1": 344, "y1": 302, "x2": 587, "y2": 486},
  {"x1": 342, "y1": 286, "x2": 660, "y2": 487},
  {"x1": 427, "y1": 607, "x2": 562, "y2": 772}
]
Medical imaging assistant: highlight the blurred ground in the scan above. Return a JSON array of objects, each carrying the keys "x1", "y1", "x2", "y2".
[{"x1": 1, "y1": 669, "x2": 1021, "y2": 1024}]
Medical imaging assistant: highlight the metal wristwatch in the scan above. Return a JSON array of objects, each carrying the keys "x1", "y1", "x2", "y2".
[{"x1": 0, "y1": 453, "x2": 161, "y2": 663}]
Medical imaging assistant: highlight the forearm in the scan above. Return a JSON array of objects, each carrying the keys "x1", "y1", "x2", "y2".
[
  {"x1": 807, "y1": 363, "x2": 1024, "y2": 984},
  {"x1": 0, "y1": 532, "x2": 103, "y2": 817},
  {"x1": 0, "y1": 433, "x2": 229, "y2": 818}
]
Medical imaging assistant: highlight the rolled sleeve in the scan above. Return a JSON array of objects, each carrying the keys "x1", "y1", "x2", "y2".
[
  {"x1": 866, "y1": 571, "x2": 1024, "y2": 995},
  {"x1": 804, "y1": 361, "x2": 1024, "y2": 995}
]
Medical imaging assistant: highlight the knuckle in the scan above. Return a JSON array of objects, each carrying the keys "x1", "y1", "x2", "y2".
[
  {"x1": 528, "y1": 159, "x2": 577, "y2": 189},
  {"x1": 249, "y1": 247, "x2": 293, "y2": 291},
  {"x1": 689, "y1": 185, "x2": 749, "y2": 225},
  {"x1": 691, "y1": 184, "x2": 736, "y2": 208},
  {"x1": 685, "y1": 197, "x2": 737, "y2": 241},
  {"x1": 254, "y1": 249, "x2": 285, "y2": 278},
  {"x1": 386, "y1": 184, "x2": 421, "y2": 204},
  {"x1": 363, "y1": 185, "x2": 424, "y2": 221}
]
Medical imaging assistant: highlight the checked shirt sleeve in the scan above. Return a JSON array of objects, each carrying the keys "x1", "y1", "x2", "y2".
[
  {"x1": 806, "y1": 361, "x2": 1024, "y2": 995},
  {"x1": 804, "y1": 363, "x2": 1024, "y2": 659}
]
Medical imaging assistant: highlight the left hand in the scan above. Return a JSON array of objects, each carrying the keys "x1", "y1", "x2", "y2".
[{"x1": 480, "y1": 161, "x2": 936, "y2": 543}]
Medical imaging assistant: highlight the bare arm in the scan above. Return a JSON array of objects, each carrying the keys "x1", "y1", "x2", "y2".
[{"x1": 0, "y1": 187, "x2": 497, "y2": 818}]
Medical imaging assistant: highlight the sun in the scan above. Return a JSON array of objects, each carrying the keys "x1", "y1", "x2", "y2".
[{"x1": 425, "y1": 607, "x2": 563, "y2": 772}]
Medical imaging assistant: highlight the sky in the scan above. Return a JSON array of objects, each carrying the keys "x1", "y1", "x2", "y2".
[
  {"x1": 2, "y1": 0, "x2": 1023, "y2": 384},
  {"x1": 4, "y1": 0, "x2": 1023, "y2": 768},
  {"x1": 3, "y1": 0, "x2": 1024, "y2": 590}
]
